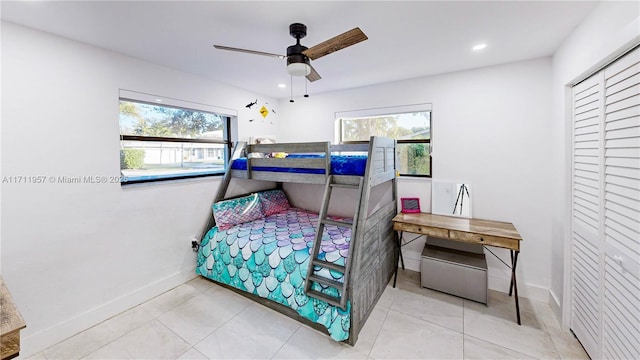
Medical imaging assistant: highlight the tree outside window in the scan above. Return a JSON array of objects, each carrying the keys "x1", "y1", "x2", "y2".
[
  {"x1": 119, "y1": 99, "x2": 231, "y2": 183},
  {"x1": 340, "y1": 111, "x2": 431, "y2": 176}
]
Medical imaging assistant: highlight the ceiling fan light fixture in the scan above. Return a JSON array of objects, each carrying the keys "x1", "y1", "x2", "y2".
[{"x1": 287, "y1": 62, "x2": 311, "y2": 76}]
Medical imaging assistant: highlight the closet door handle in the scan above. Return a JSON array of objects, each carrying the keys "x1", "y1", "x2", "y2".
[{"x1": 613, "y1": 255, "x2": 626, "y2": 274}]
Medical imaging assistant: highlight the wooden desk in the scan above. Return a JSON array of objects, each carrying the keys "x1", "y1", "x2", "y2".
[
  {"x1": 1, "y1": 277, "x2": 26, "y2": 360},
  {"x1": 392, "y1": 213, "x2": 523, "y2": 324}
]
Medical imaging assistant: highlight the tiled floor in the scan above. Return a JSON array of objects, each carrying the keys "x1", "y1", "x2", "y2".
[{"x1": 25, "y1": 270, "x2": 588, "y2": 359}]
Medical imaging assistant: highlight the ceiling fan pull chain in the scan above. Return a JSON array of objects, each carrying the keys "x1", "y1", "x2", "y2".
[
  {"x1": 304, "y1": 78, "x2": 309, "y2": 98},
  {"x1": 289, "y1": 75, "x2": 294, "y2": 103}
]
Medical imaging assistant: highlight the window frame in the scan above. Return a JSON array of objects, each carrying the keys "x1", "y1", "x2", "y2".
[
  {"x1": 336, "y1": 104, "x2": 432, "y2": 177},
  {"x1": 118, "y1": 90, "x2": 236, "y2": 185}
]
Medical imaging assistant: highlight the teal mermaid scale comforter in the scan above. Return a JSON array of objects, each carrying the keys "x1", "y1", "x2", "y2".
[{"x1": 196, "y1": 207, "x2": 352, "y2": 341}]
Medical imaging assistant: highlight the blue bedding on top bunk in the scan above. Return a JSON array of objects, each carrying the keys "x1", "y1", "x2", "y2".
[{"x1": 230, "y1": 154, "x2": 367, "y2": 176}]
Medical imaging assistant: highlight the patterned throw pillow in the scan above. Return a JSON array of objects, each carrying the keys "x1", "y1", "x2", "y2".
[
  {"x1": 212, "y1": 193, "x2": 264, "y2": 230},
  {"x1": 258, "y1": 189, "x2": 291, "y2": 216}
]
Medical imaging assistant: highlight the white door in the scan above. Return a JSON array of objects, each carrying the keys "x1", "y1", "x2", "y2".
[
  {"x1": 571, "y1": 46, "x2": 640, "y2": 360},
  {"x1": 571, "y1": 70, "x2": 603, "y2": 359},
  {"x1": 601, "y1": 47, "x2": 640, "y2": 360}
]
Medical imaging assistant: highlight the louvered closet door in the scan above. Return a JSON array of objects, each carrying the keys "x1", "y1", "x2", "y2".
[
  {"x1": 571, "y1": 46, "x2": 640, "y2": 360},
  {"x1": 602, "y1": 46, "x2": 640, "y2": 360},
  {"x1": 571, "y1": 72, "x2": 603, "y2": 359}
]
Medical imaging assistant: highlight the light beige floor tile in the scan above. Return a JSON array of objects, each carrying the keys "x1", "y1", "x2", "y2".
[
  {"x1": 44, "y1": 281, "x2": 210, "y2": 359},
  {"x1": 390, "y1": 287, "x2": 464, "y2": 332},
  {"x1": 392, "y1": 268, "x2": 425, "y2": 295},
  {"x1": 177, "y1": 347, "x2": 208, "y2": 360},
  {"x1": 474, "y1": 289, "x2": 541, "y2": 324},
  {"x1": 464, "y1": 292, "x2": 560, "y2": 359},
  {"x1": 369, "y1": 310, "x2": 463, "y2": 359},
  {"x1": 81, "y1": 342, "x2": 130, "y2": 360},
  {"x1": 195, "y1": 303, "x2": 300, "y2": 359},
  {"x1": 376, "y1": 284, "x2": 400, "y2": 310},
  {"x1": 517, "y1": 297, "x2": 588, "y2": 360},
  {"x1": 82, "y1": 320, "x2": 190, "y2": 359},
  {"x1": 157, "y1": 287, "x2": 251, "y2": 345},
  {"x1": 43, "y1": 324, "x2": 112, "y2": 360},
  {"x1": 42, "y1": 302, "x2": 156, "y2": 359},
  {"x1": 463, "y1": 335, "x2": 536, "y2": 359},
  {"x1": 272, "y1": 326, "x2": 367, "y2": 359},
  {"x1": 98, "y1": 303, "x2": 156, "y2": 341},
  {"x1": 20, "y1": 352, "x2": 47, "y2": 360},
  {"x1": 141, "y1": 282, "x2": 210, "y2": 318},
  {"x1": 39, "y1": 270, "x2": 586, "y2": 360},
  {"x1": 543, "y1": 321, "x2": 589, "y2": 359},
  {"x1": 186, "y1": 276, "x2": 221, "y2": 293},
  {"x1": 351, "y1": 306, "x2": 389, "y2": 357}
]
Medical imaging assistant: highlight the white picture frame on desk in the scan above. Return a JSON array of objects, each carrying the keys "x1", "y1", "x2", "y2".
[{"x1": 431, "y1": 180, "x2": 472, "y2": 218}]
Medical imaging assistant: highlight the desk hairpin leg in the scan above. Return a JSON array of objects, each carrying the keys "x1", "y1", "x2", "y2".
[
  {"x1": 509, "y1": 250, "x2": 521, "y2": 325},
  {"x1": 398, "y1": 233, "x2": 405, "y2": 269},
  {"x1": 484, "y1": 246, "x2": 521, "y2": 325},
  {"x1": 393, "y1": 231, "x2": 406, "y2": 288}
]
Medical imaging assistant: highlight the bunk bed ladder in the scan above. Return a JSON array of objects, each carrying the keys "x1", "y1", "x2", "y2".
[{"x1": 304, "y1": 175, "x2": 363, "y2": 310}]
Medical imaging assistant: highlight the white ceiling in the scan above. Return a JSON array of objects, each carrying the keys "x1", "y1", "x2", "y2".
[{"x1": 1, "y1": 1, "x2": 598, "y2": 99}]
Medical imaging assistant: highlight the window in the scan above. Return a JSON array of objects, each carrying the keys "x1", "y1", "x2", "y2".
[
  {"x1": 118, "y1": 91, "x2": 235, "y2": 184},
  {"x1": 338, "y1": 105, "x2": 432, "y2": 176}
]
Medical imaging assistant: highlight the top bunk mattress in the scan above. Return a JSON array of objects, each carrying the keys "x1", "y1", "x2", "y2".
[{"x1": 230, "y1": 154, "x2": 367, "y2": 176}]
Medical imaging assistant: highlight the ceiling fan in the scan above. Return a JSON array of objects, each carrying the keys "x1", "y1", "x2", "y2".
[{"x1": 214, "y1": 23, "x2": 368, "y2": 83}]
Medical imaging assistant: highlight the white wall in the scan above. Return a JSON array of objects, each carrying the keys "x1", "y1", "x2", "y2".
[
  {"x1": 550, "y1": 2, "x2": 639, "y2": 324},
  {"x1": 0, "y1": 22, "x2": 277, "y2": 356},
  {"x1": 277, "y1": 58, "x2": 553, "y2": 301}
]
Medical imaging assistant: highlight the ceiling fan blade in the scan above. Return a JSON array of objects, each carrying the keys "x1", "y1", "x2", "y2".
[
  {"x1": 213, "y1": 45, "x2": 286, "y2": 59},
  {"x1": 302, "y1": 27, "x2": 368, "y2": 60},
  {"x1": 306, "y1": 64, "x2": 321, "y2": 82}
]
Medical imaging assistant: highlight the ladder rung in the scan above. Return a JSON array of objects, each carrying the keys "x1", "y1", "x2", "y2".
[
  {"x1": 309, "y1": 274, "x2": 345, "y2": 290},
  {"x1": 330, "y1": 183, "x2": 359, "y2": 189},
  {"x1": 306, "y1": 289, "x2": 343, "y2": 308},
  {"x1": 312, "y1": 259, "x2": 346, "y2": 273},
  {"x1": 321, "y1": 218, "x2": 353, "y2": 227}
]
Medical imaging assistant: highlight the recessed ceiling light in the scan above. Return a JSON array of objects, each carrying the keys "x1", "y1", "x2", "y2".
[
  {"x1": 472, "y1": 43, "x2": 487, "y2": 51},
  {"x1": 154, "y1": 98, "x2": 163, "y2": 102},
  {"x1": 278, "y1": 83, "x2": 286, "y2": 88}
]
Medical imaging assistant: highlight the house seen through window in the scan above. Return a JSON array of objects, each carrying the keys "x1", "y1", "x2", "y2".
[
  {"x1": 119, "y1": 95, "x2": 232, "y2": 183},
  {"x1": 339, "y1": 108, "x2": 431, "y2": 176}
]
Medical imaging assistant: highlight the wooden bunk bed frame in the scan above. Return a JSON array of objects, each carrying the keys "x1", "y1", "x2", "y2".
[{"x1": 200, "y1": 136, "x2": 398, "y2": 345}]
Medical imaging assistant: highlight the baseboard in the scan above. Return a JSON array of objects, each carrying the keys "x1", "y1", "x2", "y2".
[
  {"x1": 20, "y1": 269, "x2": 197, "y2": 358},
  {"x1": 488, "y1": 274, "x2": 548, "y2": 303},
  {"x1": 549, "y1": 289, "x2": 563, "y2": 328}
]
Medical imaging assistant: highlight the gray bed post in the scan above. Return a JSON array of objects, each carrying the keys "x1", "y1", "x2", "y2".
[
  {"x1": 346, "y1": 136, "x2": 398, "y2": 345},
  {"x1": 214, "y1": 141, "x2": 247, "y2": 202},
  {"x1": 199, "y1": 141, "x2": 247, "y2": 241},
  {"x1": 347, "y1": 136, "x2": 376, "y2": 345}
]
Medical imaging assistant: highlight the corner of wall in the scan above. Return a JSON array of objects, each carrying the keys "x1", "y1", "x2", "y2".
[{"x1": 548, "y1": 289, "x2": 564, "y2": 329}]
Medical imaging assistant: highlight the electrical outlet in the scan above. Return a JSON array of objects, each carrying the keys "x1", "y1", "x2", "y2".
[{"x1": 190, "y1": 235, "x2": 200, "y2": 252}]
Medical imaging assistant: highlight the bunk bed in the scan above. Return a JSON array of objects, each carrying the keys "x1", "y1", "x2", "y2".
[{"x1": 195, "y1": 136, "x2": 397, "y2": 345}]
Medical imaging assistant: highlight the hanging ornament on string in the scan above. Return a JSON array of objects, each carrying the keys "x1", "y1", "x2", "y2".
[
  {"x1": 245, "y1": 99, "x2": 257, "y2": 109},
  {"x1": 259, "y1": 105, "x2": 269, "y2": 118}
]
